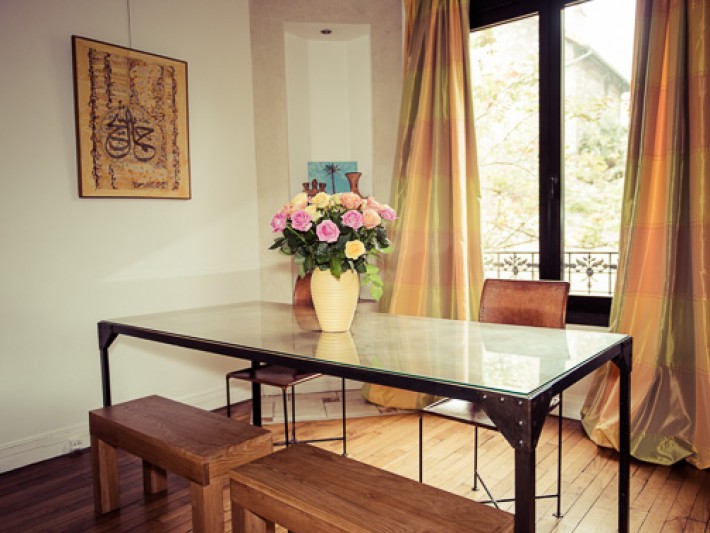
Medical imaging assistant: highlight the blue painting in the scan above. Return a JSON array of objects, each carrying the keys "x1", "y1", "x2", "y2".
[{"x1": 307, "y1": 161, "x2": 358, "y2": 194}]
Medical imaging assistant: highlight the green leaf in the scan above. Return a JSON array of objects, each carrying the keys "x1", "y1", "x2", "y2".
[
  {"x1": 369, "y1": 283, "x2": 383, "y2": 300},
  {"x1": 329, "y1": 258, "x2": 342, "y2": 278},
  {"x1": 269, "y1": 237, "x2": 286, "y2": 250}
]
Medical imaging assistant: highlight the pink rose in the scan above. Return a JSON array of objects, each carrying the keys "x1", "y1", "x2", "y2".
[
  {"x1": 270, "y1": 211, "x2": 287, "y2": 232},
  {"x1": 379, "y1": 205, "x2": 397, "y2": 221},
  {"x1": 340, "y1": 192, "x2": 363, "y2": 210},
  {"x1": 291, "y1": 210, "x2": 313, "y2": 232},
  {"x1": 342, "y1": 210, "x2": 364, "y2": 230},
  {"x1": 316, "y1": 219, "x2": 340, "y2": 243},
  {"x1": 363, "y1": 196, "x2": 381, "y2": 211},
  {"x1": 362, "y1": 209, "x2": 382, "y2": 229}
]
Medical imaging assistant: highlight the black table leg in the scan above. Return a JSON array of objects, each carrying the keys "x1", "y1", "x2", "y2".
[
  {"x1": 251, "y1": 361, "x2": 262, "y2": 426},
  {"x1": 98, "y1": 323, "x2": 117, "y2": 407},
  {"x1": 514, "y1": 446, "x2": 536, "y2": 532},
  {"x1": 616, "y1": 341, "x2": 632, "y2": 533}
]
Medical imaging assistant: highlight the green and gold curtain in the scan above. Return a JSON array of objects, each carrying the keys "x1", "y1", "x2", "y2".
[
  {"x1": 581, "y1": 0, "x2": 710, "y2": 468},
  {"x1": 363, "y1": 0, "x2": 484, "y2": 409},
  {"x1": 381, "y1": 0, "x2": 483, "y2": 320}
]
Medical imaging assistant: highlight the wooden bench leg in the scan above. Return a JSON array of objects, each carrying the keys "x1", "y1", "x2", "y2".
[
  {"x1": 231, "y1": 500, "x2": 276, "y2": 533},
  {"x1": 191, "y1": 480, "x2": 225, "y2": 533},
  {"x1": 142, "y1": 460, "x2": 168, "y2": 494},
  {"x1": 91, "y1": 435, "x2": 120, "y2": 514}
]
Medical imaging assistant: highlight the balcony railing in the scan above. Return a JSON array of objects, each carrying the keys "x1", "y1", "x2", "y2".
[{"x1": 483, "y1": 250, "x2": 619, "y2": 296}]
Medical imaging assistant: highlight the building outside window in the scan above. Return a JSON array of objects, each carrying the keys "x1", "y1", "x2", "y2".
[{"x1": 470, "y1": 0, "x2": 635, "y2": 323}]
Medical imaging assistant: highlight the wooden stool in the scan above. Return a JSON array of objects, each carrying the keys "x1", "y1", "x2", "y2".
[
  {"x1": 89, "y1": 395, "x2": 272, "y2": 533},
  {"x1": 230, "y1": 444, "x2": 514, "y2": 533}
]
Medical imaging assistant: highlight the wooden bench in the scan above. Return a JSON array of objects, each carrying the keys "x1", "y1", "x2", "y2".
[
  {"x1": 230, "y1": 443, "x2": 514, "y2": 533},
  {"x1": 89, "y1": 395, "x2": 272, "y2": 533}
]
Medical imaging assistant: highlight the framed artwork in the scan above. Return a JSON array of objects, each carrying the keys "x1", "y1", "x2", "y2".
[
  {"x1": 307, "y1": 161, "x2": 357, "y2": 194},
  {"x1": 72, "y1": 36, "x2": 191, "y2": 199}
]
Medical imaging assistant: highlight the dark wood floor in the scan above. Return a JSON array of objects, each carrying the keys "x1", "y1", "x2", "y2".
[{"x1": 0, "y1": 406, "x2": 708, "y2": 532}]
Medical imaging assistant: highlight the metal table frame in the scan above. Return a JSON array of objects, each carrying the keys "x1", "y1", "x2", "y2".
[{"x1": 97, "y1": 303, "x2": 631, "y2": 533}]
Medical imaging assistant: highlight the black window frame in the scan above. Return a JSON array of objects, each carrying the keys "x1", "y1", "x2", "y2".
[{"x1": 470, "y1": 0, "x2": 613, "y2": 327}]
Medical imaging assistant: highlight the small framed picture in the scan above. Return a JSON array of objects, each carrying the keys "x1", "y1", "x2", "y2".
[{"x1": 307, "y1": 161, "x2": 358, "y2": 194}]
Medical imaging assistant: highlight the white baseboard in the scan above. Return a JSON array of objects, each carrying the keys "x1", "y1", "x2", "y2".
[
  {"x1": 0, "y1": 422, "x2": 91, "y2": 474},
  {"x1": 554, "y1": 390, "x2": 585, "y2": 421},
  {"x1": 0, "y1": 385, "x2": 245, "y2": 474},
  {"x1": 0, "y1": 380, "x2": 361, "y2": 474},
  {"x1": 0, "y1": 377, "x2": 588, "y2": 474}
]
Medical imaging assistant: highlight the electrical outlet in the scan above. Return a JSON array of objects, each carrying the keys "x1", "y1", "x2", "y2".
[{"x1": 69, "y1": 439, "x2": 83, "y2": 451}]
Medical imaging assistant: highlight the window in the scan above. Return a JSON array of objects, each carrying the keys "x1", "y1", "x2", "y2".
[{"x1": 470, "y1": 0, "x2": 635, "y2": 325}]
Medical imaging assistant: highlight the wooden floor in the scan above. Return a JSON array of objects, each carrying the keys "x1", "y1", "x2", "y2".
[{"x1": 0, "y1": 408, "x2": 708, "y2": 532}]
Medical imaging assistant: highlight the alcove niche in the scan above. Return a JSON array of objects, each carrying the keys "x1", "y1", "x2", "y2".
[{"x1": 284, "y1": 23, "x2": 374, "y2": 197}]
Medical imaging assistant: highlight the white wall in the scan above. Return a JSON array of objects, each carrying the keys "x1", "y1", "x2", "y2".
[
  {"x1": 285, "y1": 25, "x2": 374, "y2": 197},
  {"x1": 0, "y1": 0, "x2": 261, "y2": 471}
]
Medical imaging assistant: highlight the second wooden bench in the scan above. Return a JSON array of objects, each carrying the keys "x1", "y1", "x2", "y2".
[{"x1": 230, "y1": 443, "x2": 514, "y2": 532}]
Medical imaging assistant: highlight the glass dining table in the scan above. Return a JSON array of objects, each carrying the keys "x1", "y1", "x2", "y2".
[{"x1": 97, "y1": 300, "x2": 632, "y2": 533}]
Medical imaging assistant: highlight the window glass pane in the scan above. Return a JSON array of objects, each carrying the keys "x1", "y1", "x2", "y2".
[
  {"x1": 470, "y1": 17, "x2": 540, "y2": 281},
  {"x1": 564, "y1": 0, "x2": 635, "y2": 295}
]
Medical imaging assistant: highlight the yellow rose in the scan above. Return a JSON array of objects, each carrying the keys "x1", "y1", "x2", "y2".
[
  {"x1": 345, "y1": 240, "x2": 366, "y2": 259},
  {"x1": 304, "y1": 204, "x2": 322, "y2": 221},
  {"x1": 311, "y1": 192, "x2": 330, "y2": 209},
  {"x1": 290, "y1": 192, "x2": 308, "y2": 210}
]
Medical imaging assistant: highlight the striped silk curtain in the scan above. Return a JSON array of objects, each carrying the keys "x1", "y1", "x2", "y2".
[
  {"x1": 380, "y1": 0, "x2": 484, "y2": 320},
  {"x1": 581, "y1": 0, "x2": 710, "y2": 468},
  {"x1": 362, "y1": 0, "x2": 484, "y2": 410}
]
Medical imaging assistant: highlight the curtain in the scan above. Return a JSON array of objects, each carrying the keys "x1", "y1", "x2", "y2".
[
  {"x1": 381, "y1": 0, "x2": 483, "y2": 320},
  {"x1": 362, "y1": 0, "x2": 484, "y2": 409},
  {"x1": 581, "y1": 0, "x2": 710, "y2": 469}
]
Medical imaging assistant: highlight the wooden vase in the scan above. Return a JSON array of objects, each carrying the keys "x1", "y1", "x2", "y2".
[
  {"x1": 310, "y1": 269, "x2": 359, "y2": 332},
  {"x1": 345, "y1": 172, "x2": 363, "y2": 196}
]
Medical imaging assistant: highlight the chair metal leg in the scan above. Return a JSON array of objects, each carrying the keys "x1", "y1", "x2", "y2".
[
  {"x1": 475, "y1": 472, "x2": 501, "y2": 509},
  {"x1": 281, "y1": 388, "x2": 290, "y2": 446},
  {"x1": 472, "y1": 426, "x2": 479, "y2": 491},
  {"x1": 418, "y1": 412, "x2": 424, "y2": 483},
  {"x1": 554, "y1": 392, "x2": 564, "y2": 518},
  {"x1": 291, "y1": 385, "x2": 297, "y2": 444},
  {"x1": 341, "y1": 378, "x2": 347, "y2": 456},
  {"x1": 226, "y1": 375, "x2": 232, "y2": 418}
]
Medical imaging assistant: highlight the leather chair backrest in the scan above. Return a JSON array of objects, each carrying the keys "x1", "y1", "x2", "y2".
[{"x1": 479, "y1": 279, "x2": 570, "y2": 329}]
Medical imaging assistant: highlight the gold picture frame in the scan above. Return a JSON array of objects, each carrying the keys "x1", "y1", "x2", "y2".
[{"x1": 72, "y1": 36, "x2": 191, "y2": 199}]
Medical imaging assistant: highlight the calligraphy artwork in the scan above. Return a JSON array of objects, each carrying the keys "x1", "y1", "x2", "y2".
[{"x1": 72, "y1": 36, "x2": 191, "y2": 198}]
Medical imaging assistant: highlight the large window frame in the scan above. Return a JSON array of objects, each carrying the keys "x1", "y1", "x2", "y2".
[{"x1": 471, "y1": 0, "x2": 613, "y2": 326}]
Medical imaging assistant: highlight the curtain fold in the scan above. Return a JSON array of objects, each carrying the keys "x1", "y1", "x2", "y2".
[
  {"x1": 381, "y1": 0, "x2": 483, "y2": 320},
  {"x1": 581, "y1": 0, "x2": 710, "y2": 469},
  {"x1": 363, "y1": 0, "x2": 484, "y2": 410}
]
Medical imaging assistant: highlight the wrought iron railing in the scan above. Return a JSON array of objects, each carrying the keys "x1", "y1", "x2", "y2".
[{"x1": 483, "y1": 250, "x2": 619, "y2": 296}]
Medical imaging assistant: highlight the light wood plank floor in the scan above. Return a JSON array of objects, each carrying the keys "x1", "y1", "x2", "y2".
[{"x1": 0, "y1": 409, "x2": 707, "y2": 532}]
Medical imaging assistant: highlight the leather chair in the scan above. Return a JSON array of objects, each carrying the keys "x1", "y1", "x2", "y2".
[
  {"x1": 226, "y1": 275, "x2": 347, "y2": 454},
  {"x1": 418, "y1": 278, "x2": 570, "y2": 516}
]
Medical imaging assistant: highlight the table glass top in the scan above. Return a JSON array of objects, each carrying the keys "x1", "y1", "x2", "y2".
[{"x1": 106, "y1": 301, "x2": 628, "y2": 397}]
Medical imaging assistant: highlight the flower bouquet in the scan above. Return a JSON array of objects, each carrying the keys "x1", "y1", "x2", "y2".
[{"x1": 269, "y1": 191, "x2": 396, "y2": 300}]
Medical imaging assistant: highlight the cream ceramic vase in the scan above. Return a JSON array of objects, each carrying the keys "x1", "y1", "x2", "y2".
[
  {"x1": 315, "y1": 331, "x2": 360, "y2": 364},
  {"x1": 310, "y1": 269, "x2": 360, "y2": 332}
]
